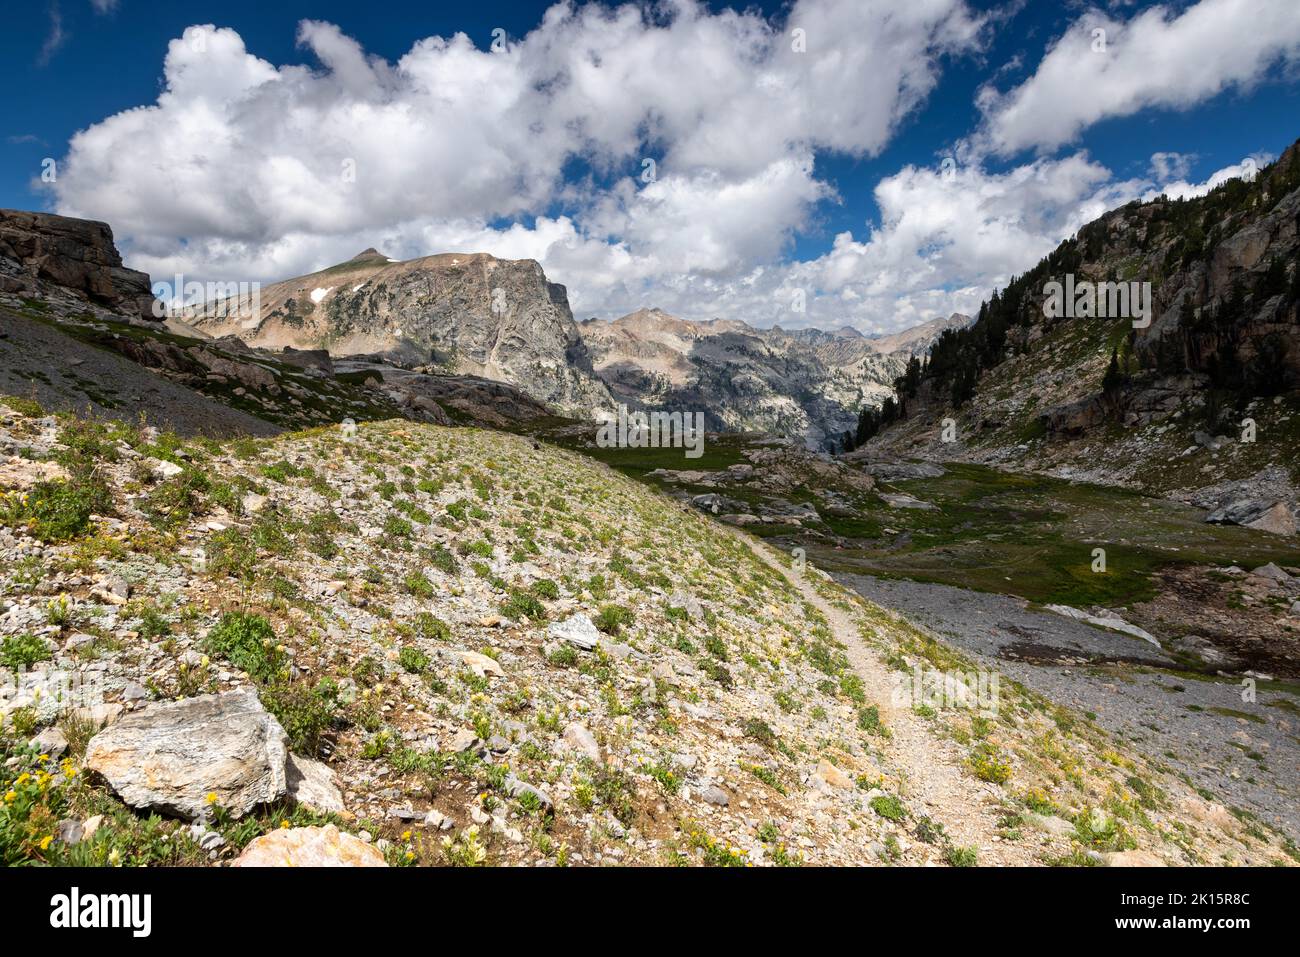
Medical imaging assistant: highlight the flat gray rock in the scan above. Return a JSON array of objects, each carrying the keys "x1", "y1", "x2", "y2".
[
  {"x1": 548, "y1": 613, "x2": 601, "y2": 650},
  {"x1": 562, "y1": 721, "x2": 602, "y2": 763},
  {"x1": 879, "y1": 492, "x2": 937, "y2": 510},
  {"x1": 85, "y1": 688, "x2": 288, "y2": 820},
  {"x1": 286, "y1": 754, "x2": 345, "y2": 814},
  {"x1": 1251, "y1": 562, "x2": 1291, "y2": 582},
  {"x1": 699, "y1": 785, "x2": 730, "y2": 806},
  {"x1": 1207, "y1": 500, "x2": 1296, "y2": 536}
]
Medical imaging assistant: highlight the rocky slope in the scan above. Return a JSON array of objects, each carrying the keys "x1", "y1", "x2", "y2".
[
  {"x1": 0, "y1": 307, "x2": 282, "y2": 438},
  {"x1": 0, "y1": 209, "x2": 155, "y2": 321},
  {"x1": 190, "y1": 250, "x2": 613, "y2": 418},
  {"x1": 579, "y1": 308, "x2": 968, "y2": 448},
  {"x1": 0, "y1": 401, "x2": 1290, "y2": 866},
  {"x1": 2, "y1": 232, "x2": 558, "y2": 439},
  {"x1": 869, "y1": 137, "x2": 1300, "y2": 529}
]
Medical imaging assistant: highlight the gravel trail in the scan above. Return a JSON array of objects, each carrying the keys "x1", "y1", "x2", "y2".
[
  {"x1": 740, "y1": 533, "x2": 1041, "y2": 865},
  {"x1": 835, "y1": 573, "x2": 1300, "y2": 844}
]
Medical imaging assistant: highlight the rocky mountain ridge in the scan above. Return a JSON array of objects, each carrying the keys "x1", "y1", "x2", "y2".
[
  {"x1": 868, "y1": 136, "x2": 1300, "y2": 527},
  {"x1": 580, "y1": 308, "x2": 970, "y2": 448},
  {"x1": 189, "y1": 250, "x2": 613, "y2": 419},
  {"x1": 2, "y1": 208, "x2": 967, "y2": 446}
]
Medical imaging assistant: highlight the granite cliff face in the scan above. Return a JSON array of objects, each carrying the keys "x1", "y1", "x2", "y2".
[
  {"x1": 0, "y1": 209, "x2": 154, "y2": 320},
  {"x1": 579, "y1": 308, "x2": 968, "y2": 447},
  {"x1": 189, "y1": 249, "x2": 612, "y2": 417}
]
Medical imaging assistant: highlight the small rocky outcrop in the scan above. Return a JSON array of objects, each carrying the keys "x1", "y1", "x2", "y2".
[
  {"x1": 0, "y1": 208, "x2": 154, "y2": 320},
  {"x1": 84, "y1": 689, "x2": 289, "y2": 820},
  {"x1": 1205, "y1": 498, "x2": 1297, "y2": 536},
  {"x1": 285, "y1": 754, "x2": 346, "y2": 815},
  {"x1": 1039, "y1": 394, "x2": 1107, "y2": 438}
]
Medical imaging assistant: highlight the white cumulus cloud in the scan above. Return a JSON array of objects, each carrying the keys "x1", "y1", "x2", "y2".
[
  {"x1": 977, "y1": 0, "x2": 1300, "y2": 157},
  {"x1": 44, "y1": 0, "x2": 1285, "y2": 335},
  {"x1": 51, "y1": 0, "x2": 984, "y2": 327}
]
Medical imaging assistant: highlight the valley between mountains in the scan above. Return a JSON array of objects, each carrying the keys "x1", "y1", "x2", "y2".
[{"x1": 0, "y1": 144, "x2": 1298, "y2": 868}]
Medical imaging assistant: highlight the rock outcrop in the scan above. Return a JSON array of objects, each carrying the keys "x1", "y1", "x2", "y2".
[
  {"x1": 190, "y1": 250, "x2": 613, "y2": 418},
  {"x1": 1206, "y1": 498, "x2": 1298, "y2": 536},
  {"x1": 0, "y1": 209, "x2": 154, "y2": 320},
  {"x1": 85, "y1": 689, "x2": 289, "y2": 820}
]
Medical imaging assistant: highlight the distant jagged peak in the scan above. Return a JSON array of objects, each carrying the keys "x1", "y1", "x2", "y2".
[
  {"x1": 606, "y1": 307, "x2": 697, "y2": 335},
  {"x1": 592, "y1": 308, "x2": 962, "y2": 353},
  {"x1": 616, "y1": 306, "x2": 679, "y2": 323},
  {"x1": 868, "y1": 312, "x2": 973, "y2": 355}
]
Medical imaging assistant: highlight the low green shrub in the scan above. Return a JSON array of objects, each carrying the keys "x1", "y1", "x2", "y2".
[{"x1": 204, "y1": 612, "x2": 285, "y2": 682}]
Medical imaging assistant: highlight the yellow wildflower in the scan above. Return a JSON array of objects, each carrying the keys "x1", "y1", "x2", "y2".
[
  {"x1": 39, "y1": 835, "x2": 53, "y2": 851},
  {"x1": 205, "y1": 792, "x2": 219, "y2": 805}
]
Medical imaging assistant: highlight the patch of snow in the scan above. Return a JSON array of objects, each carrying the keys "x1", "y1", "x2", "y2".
[
  {"x1": 386, "y1": 258, "x2": 399, "y2": 263},
  {"x1": 351, "y1": 283, "x2": 365, "y2": 293},
  {"x1": 310, "y1": 287, "x2": 333, "y2": 304}
]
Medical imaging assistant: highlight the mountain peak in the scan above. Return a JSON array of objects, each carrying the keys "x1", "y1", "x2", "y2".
[{"x1": 349, "y1": 248, "x2": 389, "y2": 262}]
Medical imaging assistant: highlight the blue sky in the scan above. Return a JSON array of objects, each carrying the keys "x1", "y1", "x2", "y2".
[{"x1": 3, "y1": 0, "x2": 1298, "y2": 332}]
